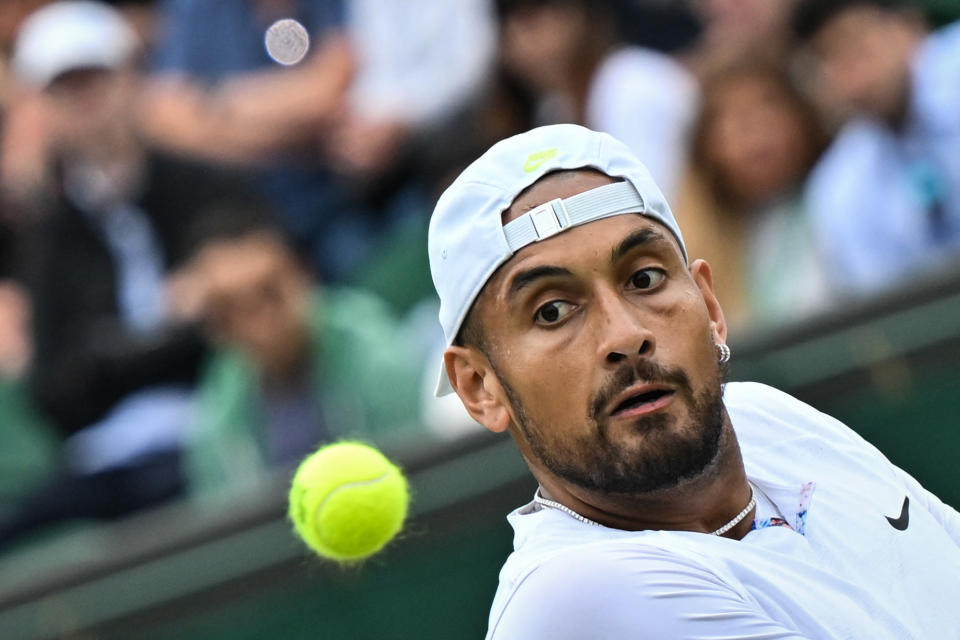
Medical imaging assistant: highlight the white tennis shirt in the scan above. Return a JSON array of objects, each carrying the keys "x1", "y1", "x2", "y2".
[{"x1": 486, "y1": 382, "x2": 960, "y2": 639}]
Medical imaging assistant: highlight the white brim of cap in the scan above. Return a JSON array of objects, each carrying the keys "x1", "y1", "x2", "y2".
[{"x1": 435, "y1": 362, "x2": 454, "y2": 397}]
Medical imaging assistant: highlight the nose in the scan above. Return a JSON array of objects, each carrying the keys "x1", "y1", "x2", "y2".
[{"x1": 594, "y1": 288, "x2": 656, "y2": 367}]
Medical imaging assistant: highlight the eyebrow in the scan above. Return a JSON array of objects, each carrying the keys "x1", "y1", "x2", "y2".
[
  {"x1": 611, "y1": 228, "x2": 670, "y2": 264},
  {"x1": 503, "y1": 228, "x2": 672, "y2": 302},
  {"x1": 506, "y1": 265, "x2": 574, "y2": 300}
]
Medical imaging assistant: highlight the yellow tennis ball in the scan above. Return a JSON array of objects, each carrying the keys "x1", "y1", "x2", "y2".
[{"x1": 288, "y1": 441, "x2": 409, "y2": 562}]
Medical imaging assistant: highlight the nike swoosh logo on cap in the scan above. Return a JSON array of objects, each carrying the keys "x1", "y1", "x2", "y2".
[
  {"x1": 523, "y1": 148, "x2": 558, "y2": 173},
  {"x1": 885, "y1": 496, "x2": 910, "y2": 531}
]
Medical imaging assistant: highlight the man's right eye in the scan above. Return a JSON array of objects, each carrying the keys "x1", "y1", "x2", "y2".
[{"x1": 534, "y1": 300, "x2": 575, "y2": 325}]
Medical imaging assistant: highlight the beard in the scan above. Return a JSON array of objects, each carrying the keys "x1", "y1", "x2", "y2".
[{"x1": 501, "y1": 357, "x2": 726, "y2": 496}]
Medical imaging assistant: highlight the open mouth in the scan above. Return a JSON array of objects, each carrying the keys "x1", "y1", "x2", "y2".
[{"x1": 611, "y1": 388, "x2": 675, "y2": 417}]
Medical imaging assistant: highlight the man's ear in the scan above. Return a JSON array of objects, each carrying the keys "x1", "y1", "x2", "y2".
[
  {"x1": 443, "y1": 346, "x2": 512, "y2": 433},
  {"x1": 690, "y1": 259, "x2": 727, "y2": 344}
]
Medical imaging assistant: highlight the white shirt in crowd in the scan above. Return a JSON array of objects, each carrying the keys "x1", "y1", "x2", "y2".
[{"x1": 486, "y1": 382, "x2": 960, "y2": 639}]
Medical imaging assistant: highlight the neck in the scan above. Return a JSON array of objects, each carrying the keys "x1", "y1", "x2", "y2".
[
  {"x1": 536, "y1": 418, "x2": 755, "y2": 539},
  {"x1": 260, "y1": 323, "x2": 313, "y2": 388}
]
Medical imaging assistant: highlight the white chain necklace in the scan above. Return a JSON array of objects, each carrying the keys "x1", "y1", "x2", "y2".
[{"x1": 533, "y1": 484, "x2": 757, "y2": 536}]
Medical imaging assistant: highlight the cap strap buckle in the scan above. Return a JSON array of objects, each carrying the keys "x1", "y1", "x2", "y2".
[
  {"x1": 503, "y1": 181, "x2": 644, "y2": 253},
  {"x1": 529, "y1": 199, "x2": 567, "y2": 240}
]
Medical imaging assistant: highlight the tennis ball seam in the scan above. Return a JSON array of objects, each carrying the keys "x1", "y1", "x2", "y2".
[{"x1": 313, "y1": 469, "x2": 393, "y2": 518}]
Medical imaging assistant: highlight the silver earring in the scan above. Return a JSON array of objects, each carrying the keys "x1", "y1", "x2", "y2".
[{"x1": 716, "y1": 343, "x2": 731, "y2": 365}]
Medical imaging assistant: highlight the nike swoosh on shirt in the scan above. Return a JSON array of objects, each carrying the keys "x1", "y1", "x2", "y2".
[{"x1": 885, "y1": 496, "x2": 910, "y2": 531}]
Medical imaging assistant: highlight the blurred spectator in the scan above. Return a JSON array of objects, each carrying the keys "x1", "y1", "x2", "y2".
[
  {"x1": 142, "y1": 0, "x2": 349, "y2": 164},
  {"x1": 0, "y1": 1, "x2": 156, "y2": 210},
  {"x1": 676, "y1": 64, "x2": 831, "y2": 331},
  {"x1": 495, "y1": 0, "x2": 698, "y2": 197},
  {"x1": 182, "y1": 201, "x2": 424, "y2": 494},
  {"x1": 142, "y1": 0, "x2": 497, "y2": 285},
  {"x1": 0, "y1": 0, "x2": 59, "y2": 526},
  {"x1": 794, "y1": 0, "x2": 960, "y2": 294},
  {"x1": 0, "y1": 2, "x2": 255, "y2": 547},
  {"x1": 319, "y1": 0, "x2": 496, "y2": 290},
  {"x1": 140, "y1": 0, "x2": 364, "y2": 280}
]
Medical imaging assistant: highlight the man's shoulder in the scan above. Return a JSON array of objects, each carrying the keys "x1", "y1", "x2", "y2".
[
  {"x1": 722, "y1": 381, "x2": 810, "y2": 417},
  {"x1": 724, "y1": 381, "x2": 860, "y2": 446},
  {"x1": 724, "y1": 381, "x2": 889, "y2": 475}
]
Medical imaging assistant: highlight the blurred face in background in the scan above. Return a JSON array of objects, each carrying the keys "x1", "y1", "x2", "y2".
[
  {"x1": 806, "y1": 6, "x2": 923, "y2": 122},
  {"x1": 44, "y1": 66, "x2": 136, "y2": 155},
  {"x1": 196, "y1": 232, "x2": 312, "y2": 381},
  {"x1": 499, "y1": 2, "x2": 591, "y2": 94},
  {"x1": 696, "y1": 69, "x2": 822, "y2": 208}
]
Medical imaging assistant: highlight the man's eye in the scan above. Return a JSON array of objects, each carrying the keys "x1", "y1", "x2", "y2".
[
  {"x1": 629, "y1": 268, "x2": 666, "y2": 290},
  {"x1": 534, "y1": 300, "x2": 575, "y2": 325}
]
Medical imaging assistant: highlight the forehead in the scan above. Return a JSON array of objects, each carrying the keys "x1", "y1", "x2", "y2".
[
  {"x1": 200, "y1": 234, "x2": 293, "y2": 292},
  {"x1": 503, "y1": 169, "x2": 617, "y2": 225}
]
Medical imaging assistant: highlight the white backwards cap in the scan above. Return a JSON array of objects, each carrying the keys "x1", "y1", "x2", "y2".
[
  {"x1": 12, "y1": 1, "x2": 138, "y2": 88},
  {"x1": 428, "y1": 124, "x2": 686, "y2": 396}
]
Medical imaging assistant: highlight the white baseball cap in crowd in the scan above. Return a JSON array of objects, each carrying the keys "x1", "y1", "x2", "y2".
[
  {"x1": 428, "y1": 123, "x2": 687, "y2": 396},
  {"x1": 12, "y1": 1, "x2": 138, "y2": 88}
]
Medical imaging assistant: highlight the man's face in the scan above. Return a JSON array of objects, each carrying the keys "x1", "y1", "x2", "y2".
[
  {"x1": 196, "y1": 233, "x2": 312, "y2": 379},
  {"x1": 499, "y1": 3, "x2": 589, "y2": 94},
  {"x1": 46, "y1": 67, "x2": 135, "y2": 152},
  {"x1": 807, "y1": 6, "x2": 919, "y2": 121},
  {"x1": 702, "y1": 73, "x2": 812, "y2": 206},
  {"x1": 465, "y1": 171, "x2": 728, "y2": 496}
]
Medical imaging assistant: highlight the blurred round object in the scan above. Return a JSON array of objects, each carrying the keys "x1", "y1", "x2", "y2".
[{"x1": 264, "y1": 18, "x2": 310, "y2": 66}]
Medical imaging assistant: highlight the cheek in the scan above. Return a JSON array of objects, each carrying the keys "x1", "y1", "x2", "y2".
[
  {"x1": 497, "y1": 336, "x2": 595, "y2": 423},
  {"x1": 650, "y1": 288, "x2": 717, "y2": 363}
]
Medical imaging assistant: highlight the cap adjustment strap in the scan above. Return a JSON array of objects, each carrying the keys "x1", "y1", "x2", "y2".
[{"x1": 503, "y1": 181, "x2": 644, "y2": 252}]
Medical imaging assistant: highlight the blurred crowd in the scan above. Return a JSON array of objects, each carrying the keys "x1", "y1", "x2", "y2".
[{"x1": 0, "y1": 0, "x2": 958, "y2": 549}]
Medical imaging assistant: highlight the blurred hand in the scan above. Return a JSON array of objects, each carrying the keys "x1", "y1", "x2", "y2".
[
  {"x1": 137, "y1": 32, "x2": 356, "y2": 165},
  {"x1": 136, "y1": 76, "x2": 213, "y2": 153},
  {"x1": 0, "y1": 280, "x2": 32, "y2": 378},
  {"x1": 0, "y1": 86, "x2": 58, "y2": 208}
]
